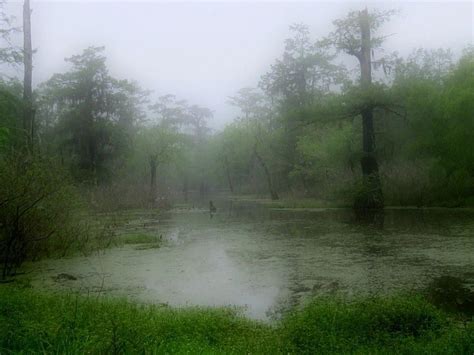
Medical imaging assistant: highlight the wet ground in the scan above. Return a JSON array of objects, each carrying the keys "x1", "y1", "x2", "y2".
[{"x1": 24, "y1": 200, "x2": 474, "y2": 320}]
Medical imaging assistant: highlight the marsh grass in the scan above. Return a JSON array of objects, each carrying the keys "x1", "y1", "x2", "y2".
[
  {"x1": 118, "y1": 233, "x2": 162, "y2": 245},
  {"x1": 0, "y1": 286, "x2": 472, "y2": 354},
  {"x1": 281, "y1": 296, "x2": 474, "y2": 354}
]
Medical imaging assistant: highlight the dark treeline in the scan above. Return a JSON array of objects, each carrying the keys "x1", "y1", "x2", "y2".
[{"x1": 1, "y1": 4, "x2": 473, "y2": 277}]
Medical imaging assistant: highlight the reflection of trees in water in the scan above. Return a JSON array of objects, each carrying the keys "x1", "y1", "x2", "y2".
[
  {"x1": 224, "y1": 201, "x2": 269, "y2": 221},
  {"x1": 354, "y1": 209, "x2": 385, "y2": 228},
  {"x1": 352, "y1": 210, "x2": 426, "y2": 296},
  {"x1": 223, "y1": 204, "x2": 474, "y2": 319},
  {"x1": 267, "y1": 214, "x2": 352, "y2": 318},
  {"x1": 352, "y1": 208, "x2": 474, "y2": 297}
]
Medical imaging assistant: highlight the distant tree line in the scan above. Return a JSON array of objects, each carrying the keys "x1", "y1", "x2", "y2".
[{"x1": 215, "y1": 9, "x2": 474, "y2": 208}]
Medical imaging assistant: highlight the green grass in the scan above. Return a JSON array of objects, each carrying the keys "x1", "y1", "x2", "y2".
[
  {"x1": 118, "y1": 232, "x2": 162, "y2": 245},
  {"x1": 281, "y1": 296, "x2": 474, "y2": 354},
  {"x1": 0, "y1": 287, "x2": 472, "y2": 354}
]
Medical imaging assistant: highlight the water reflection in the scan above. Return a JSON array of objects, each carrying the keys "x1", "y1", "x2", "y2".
[
  {"x1": 354, "y1": 208, "x2": 385, "y2": 228},
  {"x1": 24, "y1": 201, "x2": 474, "y2": 320},
  {"x1": 425, "y1": 275, "x2": 474, "y2": 317}
]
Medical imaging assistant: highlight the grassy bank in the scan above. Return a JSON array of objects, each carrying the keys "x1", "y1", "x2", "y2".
[{"x1": 0, "y1": 286, "x2": 472, "y2": 354}]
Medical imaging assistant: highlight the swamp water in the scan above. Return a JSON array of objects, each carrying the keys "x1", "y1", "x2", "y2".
[{"x1": 24, "y1": 201, "x2": 474, "y2": 320}]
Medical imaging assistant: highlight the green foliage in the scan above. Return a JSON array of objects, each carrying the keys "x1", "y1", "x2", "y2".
[
  {"x1": 0, "y1": 1, "x2": 22, "y2": 66},
  {"x1": 282, "y1": 295, "x2": 473, "y2": 354},
  {"x1": 328, "y1": 8, "x2": 397, "y2": 56},
  {"x1": 438, "y1": 50, "x2": 474, "y2": 175},
  {"x1": 382, "y1": 49, "x2": 474, "y2": 205},
  {"x1": 118, "y1": 232, "x2": 161, "y2": 245},
  {"x1": 342, "y1": 82, "x2": 394, "y2": 114},
  {"x1": 0, "y1": 286, "x2": 277, "y2": 354},
  {"x1": 297, "y1": 122, "x2": 354, "y2": 171},
  {"x1": 36, "y1": 46, "x2": 148, "y2": 184},
  {"x1": 260, "y1": 23, "x2": 343, "y2": 108},
  {"x1": 0, "y1": 154, "x2": 116, "y2": 278},
  {"x1": 0, "y1": 155, "x2": 83, "y2": 277},
  {"x1": 1, "y1": 4, "x2": 472, "y2": 219},
  {"x1": 0, "y1": 287, "x2": 472, "y2": 354},
  {"x1": 0, "y1": 79, "x2": 23, "y2": 150},
  {"x1": 217, "y1": 41, "x2": 474, "y2": 206},
  {"x1": 136, "y1": 125, "x2": 183, "y2": 166},
  {"x1": 0, "y1": 126, "x2": 7, "y2": 148}
]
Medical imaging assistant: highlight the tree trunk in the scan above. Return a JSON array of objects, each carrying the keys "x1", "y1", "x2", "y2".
[
  {"x1": 183, "y1": 176, "x2": 188, "y2": 202},
  {"x1": 254, "y1": 146, "x2": 279, "y2": 200},
  {"x1": 355, "y1": 9, "x2": 384, "y2": 210},
  {"x1": 223, "y1": 155, "x2": 234, "y2": 193},
  {"x1": 149, "y1": 156, "x2": 157, "y2": 208},
  {"x1": 23, "y1": 0, "x2": 34, "y2": 151}
]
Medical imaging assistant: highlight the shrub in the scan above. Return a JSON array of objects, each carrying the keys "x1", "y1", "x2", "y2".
[
  {"x1": 280, "y1": 295, "x2": 458, "y2": 354},
  {"x1": 0, "y1": 154, "x2": 89, "y2": 279}
]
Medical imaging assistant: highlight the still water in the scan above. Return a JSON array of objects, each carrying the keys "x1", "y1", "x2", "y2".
[{"x1": 26, "y1": 201, "x2": 474, "y2": 320}]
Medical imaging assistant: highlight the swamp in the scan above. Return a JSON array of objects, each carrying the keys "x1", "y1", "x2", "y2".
[{"x1": 0, "y1": 1, "x2": 473, "y2": 353}]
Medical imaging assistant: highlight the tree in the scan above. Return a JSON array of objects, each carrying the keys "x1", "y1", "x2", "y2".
[
  {"x1": 215, "y1": 123, "x2": 252, "y2": 194},
  {"x1": 149, "y1": 96, "x2": 213, "y2": 198},
  {"x1": 187, "y1": 104, "x2": 212, "y2": 142},
  {"x1": 228, "y1": 87, "x2": 280, "y2": 199},
  {"x1": 329, "y1": 8, "x2": 395, "y2": 209},
  {"x1": 0, "y1": 2, "x2": 22, "y2": 151},
  {"x1": 228, "y1": 87, "x2": 266, "y2": 123},
  {"x1": 36, "y1": 47, "x2": 148, "y2": 183},
  {"x1": 390, "y1": 48, "x2": 474, "y2": 203},
  {"x1": 260, "y1": 23, "x2": 341, "y2": 108},
  {"x1": 136, "y1": 125, "x2": 181, "y2": 207},
  {"x1": 258, "y1": 24, "x2": 344, "y2": 193},
  {"x1": 22, "y1": 0, "x2": 33, "y2": 151},
  {"x1": 0, "y1": 154, "x2": 81, "y2": 279},
  {"x1": 253, "y1": 125, "x2": 279, "y2": 200},
  {"x1": 0, "y1": 79, "x2": 22, "y2": 151},
  {"x1": 0, "y1": 0, "x2": 21, "y2": 67},
  {"x1": 148, "y1": 94, "x2": 188, "y2": 129}
]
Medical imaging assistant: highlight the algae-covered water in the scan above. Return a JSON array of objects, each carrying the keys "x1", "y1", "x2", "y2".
[{"x1": 25, "y1": 200, "x2": 474, "y2": 320}]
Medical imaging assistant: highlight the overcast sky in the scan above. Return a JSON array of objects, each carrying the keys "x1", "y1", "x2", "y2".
[{"x1": 3, "y1": 0, "x2": 473, "y2": 129}]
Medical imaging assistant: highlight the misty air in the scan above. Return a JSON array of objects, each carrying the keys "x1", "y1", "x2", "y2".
[{"x1": 0, "y1": 0, "x2": 473, "y2": 353}]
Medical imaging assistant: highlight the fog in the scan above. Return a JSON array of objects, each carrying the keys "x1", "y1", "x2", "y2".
[
  {"x1": 5, "y1": 0, "x2": 473, "y2": 128},
  {"x1": 2, "y1": 0, "x2": 474, "y2": 351}
]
